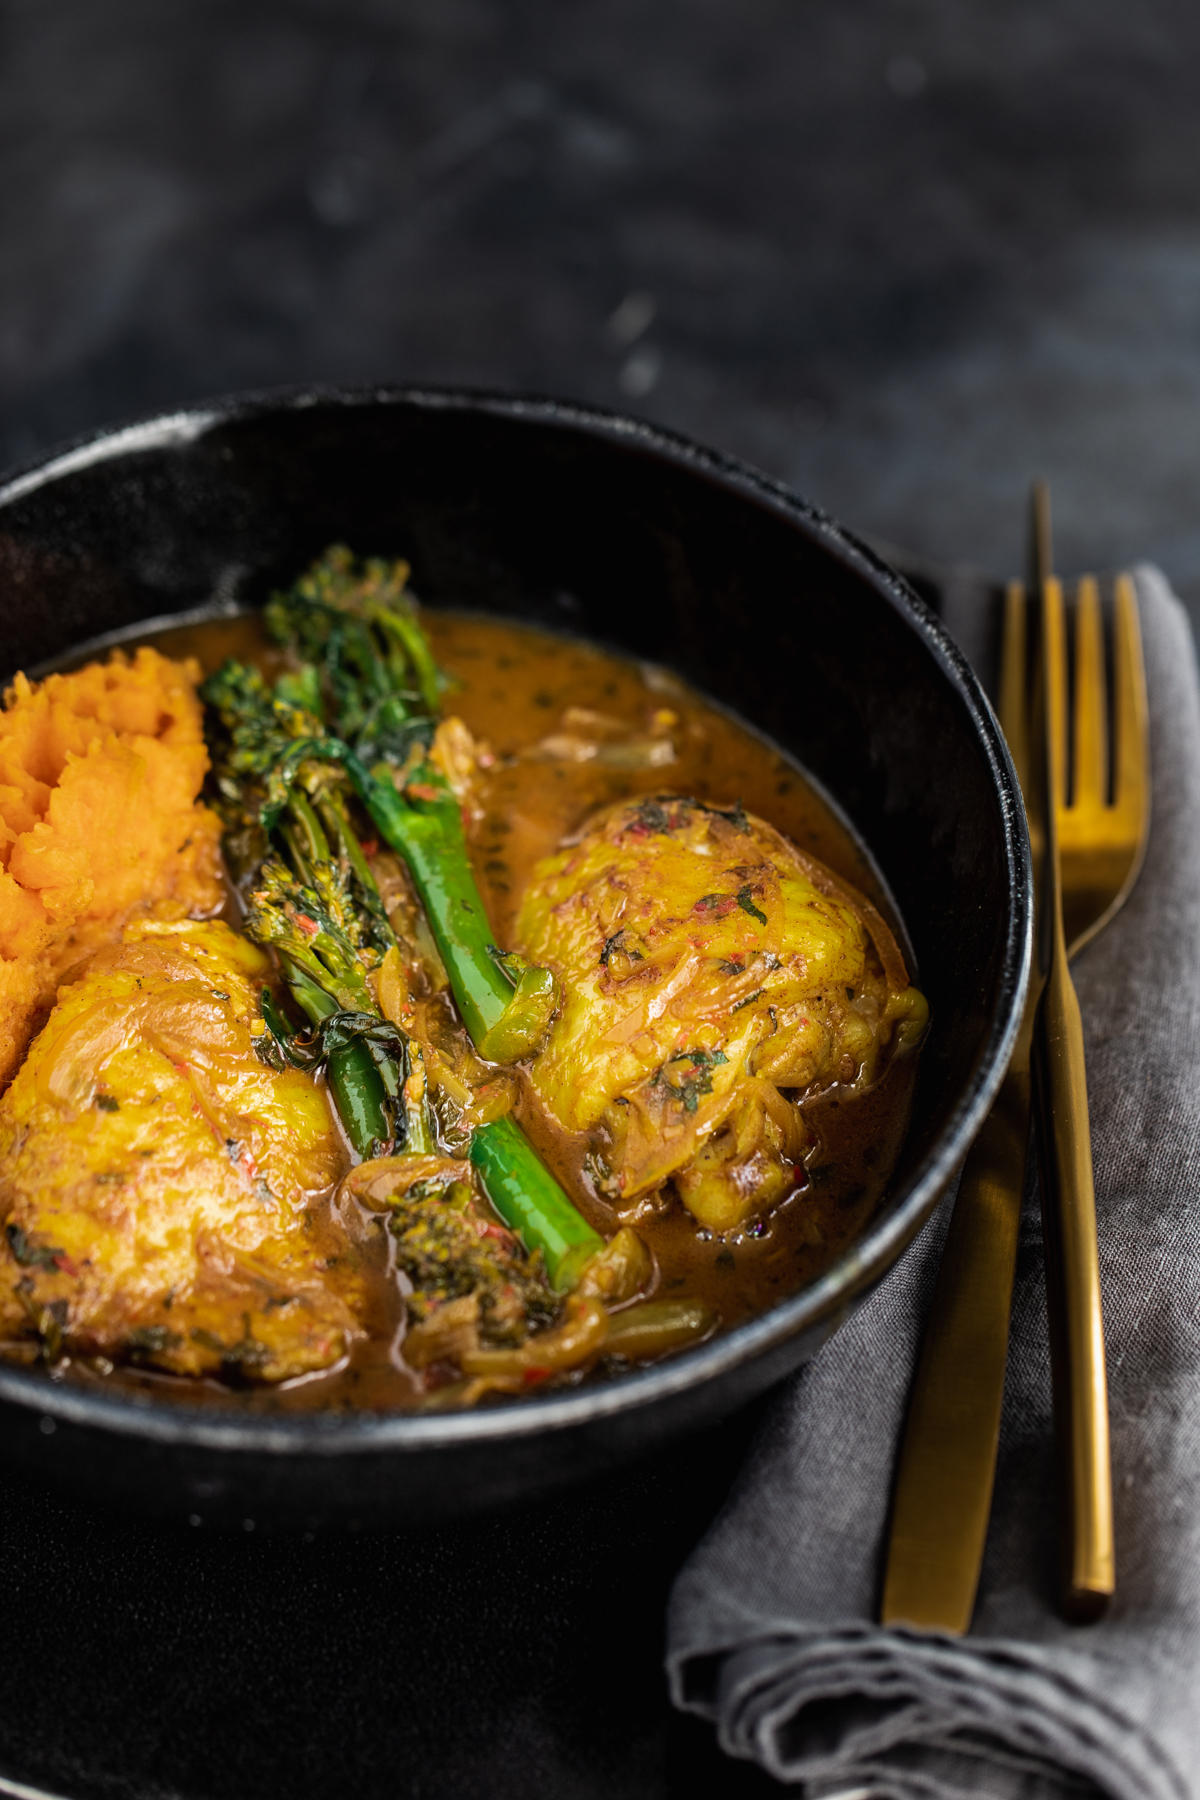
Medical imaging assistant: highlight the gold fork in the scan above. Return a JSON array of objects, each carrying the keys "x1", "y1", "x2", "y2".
[
  {"x1": 1033, "y1": 552, "x2": 1148, "y2": 1616},
  {"x1": 882, "y1": 489, "x2": 1149, "y2": 1629}
]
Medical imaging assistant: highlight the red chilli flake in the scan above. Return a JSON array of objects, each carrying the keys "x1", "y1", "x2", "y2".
[
  {"x1": 295, "y1": 913, "x2": 320, "y2": 939},
  {"x1": 360, "y1": 839, "x2": 378, "y2": 857},
  {"x1": 52, "y1": 1252, "x2": 79, "y2": 1278},
  {"x1": 405, "y1": 782, "x2": 442, "y2": 803},
  {"x1": 694, "y1": 893, "x2": 737, "y2": 920}
]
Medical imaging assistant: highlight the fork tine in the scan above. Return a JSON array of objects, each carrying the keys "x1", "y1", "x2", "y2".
[
  {"x1": 1044, "y1": 576, "x2": 1069, "y2": 814},
  {"x1": 1071, "y1": 577, "x2": 1107, "y2": 812},
  {"x1": 1060, "y1": 572, "x2": 1149, "y2": 959},
  {"x1": 1000, "y1": 580, "x2": 1029, "y2": 796},
  {"x1": 1112, "y1": 574, "x2": 1150, "y2": 827}
]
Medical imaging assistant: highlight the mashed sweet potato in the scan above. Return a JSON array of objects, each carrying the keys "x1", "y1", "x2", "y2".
[{"x1": 0, "y1": 647, "x2": 223, "y2": 1085}]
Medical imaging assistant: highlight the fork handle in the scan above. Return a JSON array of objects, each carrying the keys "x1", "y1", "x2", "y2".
[{"x1": 1033, "y1": 939, "x2": 1114, "y2": 1619}]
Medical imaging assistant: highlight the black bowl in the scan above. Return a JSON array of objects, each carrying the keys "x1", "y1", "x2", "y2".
[{"x1": 0, "y1": 386, "x2": 1030, "y2": 1527}]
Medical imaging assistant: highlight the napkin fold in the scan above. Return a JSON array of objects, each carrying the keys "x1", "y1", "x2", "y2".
[{"x1": 667, "y1": 567, "x2": 1200, "y2": 1800}]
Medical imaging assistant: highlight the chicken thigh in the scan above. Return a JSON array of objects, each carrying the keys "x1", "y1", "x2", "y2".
[
  {"x1": 515, "y1": 796, "x2": 926, "y2": 1234},
  {"x1": 0, "y1": 918, "x2": 365, "y2": 1381}
]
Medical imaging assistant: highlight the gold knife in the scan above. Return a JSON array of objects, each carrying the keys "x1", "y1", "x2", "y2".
[{"x1": 879, "y1": 503, "x2": 1050, "y2": 1634}]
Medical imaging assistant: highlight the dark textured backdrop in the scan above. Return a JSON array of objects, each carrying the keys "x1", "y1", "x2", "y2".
[
  {"x1": 4, "y1": 0, "x2": 1200, "y2": 615},
  {"x1": 1, "y1": 5, "x2": 1197, "y2": 1797}
]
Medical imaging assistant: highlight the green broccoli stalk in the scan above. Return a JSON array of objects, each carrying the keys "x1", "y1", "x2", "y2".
[
  {"x1": 467, "y1": 1116, "x2": 603, "y2": 1291},
  {"x1": 201, "y1": 660, "x2": 433, "y2": 1159},
  {"x1": 212, "y1": 547, "x2": 605, "y2": 1292},
  {"x1": 245, "y1": 857, "x2": 417, "y2": 1156},
  {"x1": 259, "y1": 737, "x2": 601, "y2": 1287},
  {"x1": 261, "y1": 741, "x2": 557, "y2": 1061},
  {"x1": 257, "y1": 548, "x2": 557, "y2": 1057}
]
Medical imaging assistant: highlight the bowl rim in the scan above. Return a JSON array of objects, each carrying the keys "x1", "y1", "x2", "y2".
[{"x1": 0, "y1": 381, "x2": 1033, "y2": 1455}]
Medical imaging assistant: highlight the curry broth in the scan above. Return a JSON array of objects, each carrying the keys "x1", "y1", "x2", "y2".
[{"x1": 54, "y1": 607, "x2": 917, "y2": 1414}]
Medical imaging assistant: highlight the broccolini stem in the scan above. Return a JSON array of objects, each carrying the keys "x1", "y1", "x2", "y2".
[
  {"x1": 288, "y1": 788, "x2": 332, "y2": 866},
  {"x1": 278, "y1": 822, "x2": 313, "y2": 886},
  {"x1": 263, "y1": 740, "x2": 556, "y2": 1061},
  {"x1": 282, "y1": 964, "x2": 336, "y2": 1024},
  {"x1": 468, "y1": 1116, "x2": 604, "y2": 1291},
  {"x1": 281, "y1": 964, "x2": 391, "y2": 1158},
  {"x1": 329, "y1": 1040, "x2": 393, "y2": 1156},
  {"x1": 369, "y1": 777, "x2": 529, "y2": 1051},
  {"x1": 306, "y1": 786, "x2": 434, "y2": 1151},
  {"x1": 401, "y1": 1044, "x2": 435, "y2": 1155}
]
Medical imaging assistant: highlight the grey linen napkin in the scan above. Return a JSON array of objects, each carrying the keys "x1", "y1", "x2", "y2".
[{"x1": 667, "y1": 566, "x2": 1200, "y2": 1800}]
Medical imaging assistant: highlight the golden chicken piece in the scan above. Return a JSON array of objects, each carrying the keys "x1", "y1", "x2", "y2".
[
  {"x1": 0, "y1": 918, "x2": 365, "y2": 1382},
  {"x1": 515, "y1": 796, "x2": 927, "y2": 1235}
]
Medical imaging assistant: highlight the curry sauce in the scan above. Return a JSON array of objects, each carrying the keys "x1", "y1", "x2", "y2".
[{"x1": 20, "y1": 600, "x2": 920, "y2": 1414}]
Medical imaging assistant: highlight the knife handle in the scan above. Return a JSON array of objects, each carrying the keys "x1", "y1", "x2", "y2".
[
  {"x1": 1033, "y1": 940, "x2": 1114, "y2": 1619},
  {"x1": 881, "y1": 1047, "x2": 1030, "y2": 1633}
]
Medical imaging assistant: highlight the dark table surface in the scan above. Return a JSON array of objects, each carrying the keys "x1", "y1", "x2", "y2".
[
  {"x1": 0, "y1": 1398, "x2": 788, "y2": 1800},
  {"x1": 2, "y1": 0, "x2": 1200, "y2": 625},
  {"x1": 0, "y1": 4, "x2": 1194, "y2": 1795}
]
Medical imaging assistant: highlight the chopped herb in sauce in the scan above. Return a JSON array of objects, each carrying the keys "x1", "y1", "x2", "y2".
[
  {"x1": 127, "y1": 1325, "x2": 182, "y2": 1356},
  {"x1": 736, "y1": 884, "x2": 768, "y2": 925},
  {"x1": 731, "y1": 987, "x2": 766, "y2": 1012},
  {"x1": 655, "y1": 1047, "x2": 729, "y2": 1113},
  {"x1": 6, "y1": 1224, "x2": 65, "y2": 1272}
]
